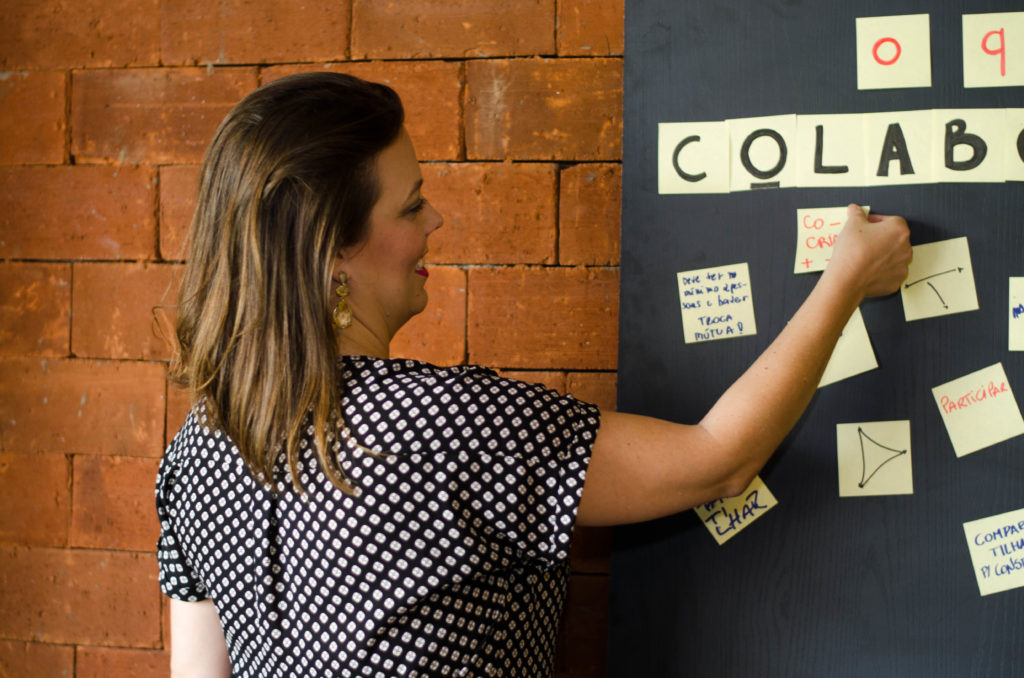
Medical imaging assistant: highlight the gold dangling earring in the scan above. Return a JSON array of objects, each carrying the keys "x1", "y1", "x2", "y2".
[{"x1": 332, "y1": 271, "x2": 353, "y2": 329}]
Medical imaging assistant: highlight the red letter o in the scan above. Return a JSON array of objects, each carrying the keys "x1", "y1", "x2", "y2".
[{"x1": 872, "y1": 37, "x2": 901, "y2": 66}]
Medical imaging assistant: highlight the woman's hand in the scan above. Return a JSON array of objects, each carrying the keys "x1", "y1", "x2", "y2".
[{"x1": 825, "y1": 204, "x2": 912, "y2": 301}]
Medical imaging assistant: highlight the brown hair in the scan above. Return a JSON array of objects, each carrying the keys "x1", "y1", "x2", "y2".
[{"x1": 170, "y1": 72, "x2": 404, "y2": 493}]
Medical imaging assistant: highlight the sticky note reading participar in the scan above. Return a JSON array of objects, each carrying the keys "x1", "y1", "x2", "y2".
[
  {"x1": 794, "y1": 206, "x2": 869, "y2": 274},
  {"x1": 678, "y1": 263, "x2": 756, "y2": 344},
  {"x1": 819, "y1": 307, "x2": 877, "y2": 387},
  {"x1": 901, "y1": 237, "x2": 979, "y2": 321},
  {"x1": 693, "y1": 476, "x2": 778, "y2": 545},
  {"x1": 836, "y1": 421, "x2": 912, "y2": 497},
  {"x1": 932, "y1": 363, "x2": 1024, "y2": 458},
  {"x1": 1010, "y1": 277, "x2": 1024, "y2": 351},
  {"x1": 963, "y1": 506, "x2": 1024, "y2": 596}
]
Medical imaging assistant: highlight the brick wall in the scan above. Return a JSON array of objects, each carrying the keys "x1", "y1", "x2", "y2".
[{"x1": 0, "y1": 1, "x2": 623, "y2": 676}]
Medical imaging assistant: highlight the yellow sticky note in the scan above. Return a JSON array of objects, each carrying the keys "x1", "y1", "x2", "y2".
[
  {"x1": 658, "y1": 121, "x2": 731, "y2": 194},
  {"x1": 933, "y1": 362, "x2": 1024, "y2": 458},
  {"x1": 856, "y1": 14, "x2": 932, "y2": 90},
  {"x1": 693, "y1": 476, "x2": 778, "y2": 545},
  {"x1": 963, "y1": 12, "x2": 1024, "y2": 88},
  {"x1": 863, "y1": 110, "x2": 934, "y2": 185},
  {"x1": 901, "y1": 237, "x2": 979, "y2": 321},
  {"x1": 1009, "y1": 278, "x2": 1024, "y2": 351},
  {"x1": 728, "y1": 115, "x2": 797, "y2": 191},
  {"x1": 794, "y1": 205, "x2": 869, "y2": 274},
  {"x1": 932, "y1": 109, "x2": 1007, "y2": 183},
  {"x1": 963, "y1": 506, "x2": 1024, "y2": 596},
  {"x1": 1007, "y1": 109, "x2": 1024, "y2": 182},
  {"x1": 796, "y1": 114, "x2": 866, "y2": 187},
  {"x1": 837, "y1": 421, "x2": 912, "y2": 497},
  {"x1": 820, "y1": 308, "x2": 878, "y2": 388},
  {"x1": 677, "y1": 263, "x2": 756, "y2": 344}
]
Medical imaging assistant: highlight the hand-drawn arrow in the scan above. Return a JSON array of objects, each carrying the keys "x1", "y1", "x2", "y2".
[{"x1": 904, "y1": 267, "x2": 963, "y2": 289}]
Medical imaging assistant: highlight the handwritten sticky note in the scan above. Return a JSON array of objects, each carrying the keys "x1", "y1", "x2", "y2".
[
  {"x1": 1010, "y1": 278, "x2": 1024, "y2": 351},
  {"x1": 658, "y1": 121, "x2": 731, "y2": 194},
  {"x1": 901, "y1": 237, "x2": 979, "y2": 321},
  {"x1": 796, "y1": 114, "x2": 867, "y2": 187},
  {"x1": 693, "y1": 475, "x2": 778, "y2": 545},
  {"x1": 727, "y1": 114, "x2": 798, "y2": 191},
  {"x1": 963, "y1": 12, "x2": 1024, "y2": 88},
  {"x1": 862, "y1": 109, "x2": 934, "y2": 185},
  {"x1": 820, "y1": 308, "x2": 878, "y2": 387},
  {"x1": 678, "y1": 263, "x2": 756, "y2": 343},
  {"x1": 963, "y1": 506, "x2": 1024, "y2": 596},
  {"x1": 837, "y1": 420, "x2": 912, "y2": 497},
  {"x1": 933, "y1": 362, "x2": 1024, "y2": 457},
  {"x1": 856, "y1": 14, "x2": 932, "y2": 90},
  {"x1": 932, "y1": 109, "x2": 1007, "y2": 183},
  {"x1": 794, "y1": 206, "x2": 869, "y2": 274}
]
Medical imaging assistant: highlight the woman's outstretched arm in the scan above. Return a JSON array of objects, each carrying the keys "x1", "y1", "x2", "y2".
[{"x1": 577, "y1": 205, "x2": 911, "y2": 527}]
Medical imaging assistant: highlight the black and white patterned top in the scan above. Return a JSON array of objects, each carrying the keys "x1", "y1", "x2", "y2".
[{"x1": 156, "y1": 357, "x2": 600, "y2": 677}]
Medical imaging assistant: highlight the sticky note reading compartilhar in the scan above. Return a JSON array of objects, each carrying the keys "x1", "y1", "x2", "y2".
[
  {"x1": 694, "y1": 476, "x2": 778, "y2": 545},
  {"x1": 963, "y1": 506, "x2": 1024, "y2": 596},
  {"x1": 678, "y1": 263, "x2": 756, "y2": 344}
]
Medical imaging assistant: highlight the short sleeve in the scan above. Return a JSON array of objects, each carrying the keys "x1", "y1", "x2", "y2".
[
  {"x1": 444, "y1": 374, "x2": 601, "y2": 567},
  {"x1": 155, "y1": 450, "x2": 209, "y2": 601}
]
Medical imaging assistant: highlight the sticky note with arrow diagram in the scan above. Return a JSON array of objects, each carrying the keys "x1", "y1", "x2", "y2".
[{"x1": 900, "y1": 236, "x2": 978, "y2": 321}]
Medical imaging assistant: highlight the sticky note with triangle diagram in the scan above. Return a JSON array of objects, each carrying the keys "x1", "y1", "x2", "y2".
[
  {"x1": 900, "y1": 237, "x2": 978, "y2": 321},
  {"x1": 837, "y1": 420, "x2": 912, "y2": 497}
]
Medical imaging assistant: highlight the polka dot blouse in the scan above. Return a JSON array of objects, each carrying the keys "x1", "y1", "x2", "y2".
[{"x1": 156, "y1": 357, "x2": 600, "y2": 677}]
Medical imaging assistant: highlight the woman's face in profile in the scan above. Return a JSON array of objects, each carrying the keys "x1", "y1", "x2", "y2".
[{"x1": 339, "y1": 127, "x2": 444, "y2": 337}]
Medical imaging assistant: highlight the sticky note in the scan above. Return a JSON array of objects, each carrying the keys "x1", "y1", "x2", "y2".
[
  {"x1": 862, "y1": 110, "x2": 934, "y2": 185},
  {"x1": 820, "y1": 308, "x2": 878, "y2": 388},
  {"x1": 658, "y1": 121, "x2": 731, "y2": 194},
  {"x1": 963, "y1": 12, "x2": 1024, "y2": 88},
  {"x1": 856, "y1": 14, "x2": 932, "y2": 90},
  {"x1": 796, "y1": 114, "x2": 866, "y2": 187},
  {"x1": 963, "y1": 506, "x2": 1024, "y2": 596},
  {"x1": 933, "y1": 109, "x2": 1007, "y2": 183},
  {"x1": 933, "y1": 362, "x2": 1024, "y2": 458},
  {"x1": 1010, "y1": 278, "x2": 1024, "y2": 351},
  {"x1": 901, "y1": 237, "x2": 979, "y2": 321},
  {"x1": 837, "y1": 421, "x2": 912, "y2": 497},
  {"x1": 693, "y1": 475, "x2": 778, "y2": 545},
  {"x1": 678, "y1": 263, "x2": 756, "y2": 343},
  {"x1": 794, "y1": 205, "x2": 869, "y2": 274},
  {"x1": 728, "y1": 115, "x2": 797, "y2": 191},
  {"x1": 1007, "y1": 109, "x2": 1024, "y2": 182}
]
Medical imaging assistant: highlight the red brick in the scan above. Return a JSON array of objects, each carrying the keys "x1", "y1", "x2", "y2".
[
  {"x1": 559, "y1": 164, "x2": 621, "y2": 265},
  {"x1": 569, "y1": 526, "x2": 611, "y2": 574},
  {"x1": 71, "y1": 456, "x2": 160, "y2": 551},
  {"x1": 77, "y1": 646, "x2": 169, "y2": 678},
  {"x1": 161, "y1": 0, "x2": 347, "y2": 66},
  {"x1": 165, "y1": 382, "x2": 194, "y2": 448},
  {"x1": 158, "y1": 166, "x2": 199, "y2": 261},
  {"x1": 497, "y1": 371, "x2": 566, "y2": 394},
  {"x1": 0, "y1": 166, "x2": 156, "y2": 261},
  {"x1": 71, "y1": 68, "x2": 258, "y2": 165},
  {"x1": 391, "y1": 266, "x2": 466, "y2": 366},
  {"x1": 426, "y1": 163, "x2": 557, "y2": 264},
  {"x1": 566, "y1": 371, "x2": 617, "y2": 411},
  {"x1": 0, "y1": 71, "x2": 65, "y2": 165},
  {"x1": 557, "y1": 0, "x2": 625, "y2": 56},
  {"x1": 72, "y1": 262, "x2": 183, "y2": 361},
  {"x1": 0, "y1": 358, "x2": 166, "y2": 457},
  {"x1": 0, "y1": 546, "x2": 160, "y2": 647},
  {"x1": 466, "y1": 59, "x2": 622, "y2": 161},
  {"x1": 468, "y1": 267, "x2": 618, "y2": 369},
  {"x1": 0, "y1": 0, "x2": 159, "y2": 70},
  {"x1": 0, "y1": 452, "x2": 70, "y2": 547},
  {"x1": 554, "y1": 574, "x2": 608, "y2": 676},
  {"x1": 352, "y1": 0, "x2": 554, "y2": 59},
  {"x1": 263, "y1": 62, "x2": 463, "y2": 162},
  {"x1": 0, "y1": 640, "x2": 73, "y2": 678},
  {"x1": 0, "y1": 263, "x2": 71, "y2": 357}
]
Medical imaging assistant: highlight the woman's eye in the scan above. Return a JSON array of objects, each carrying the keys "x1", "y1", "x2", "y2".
[{"x1": 407, "y1": 198, "x2": 428, "y2": 215}]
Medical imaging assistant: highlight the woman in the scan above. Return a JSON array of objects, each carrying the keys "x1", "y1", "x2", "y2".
[{"x1": 158, "y1": 72, "x2": 911, "y2": 677}]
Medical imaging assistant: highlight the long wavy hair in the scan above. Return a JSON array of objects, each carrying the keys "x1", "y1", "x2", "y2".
[{"x1": 170, "y1": 72, "x2": 404, "y2": 493}]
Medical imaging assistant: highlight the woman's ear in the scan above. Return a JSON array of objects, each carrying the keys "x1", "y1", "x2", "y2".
[{"x1": 330, "y1": 250, "x2": 346, "y2": 283}]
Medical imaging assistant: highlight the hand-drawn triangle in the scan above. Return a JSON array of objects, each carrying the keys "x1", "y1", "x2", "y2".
[{"x1": 858, "y1": 426, "x2": 907, "y2": 488}]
